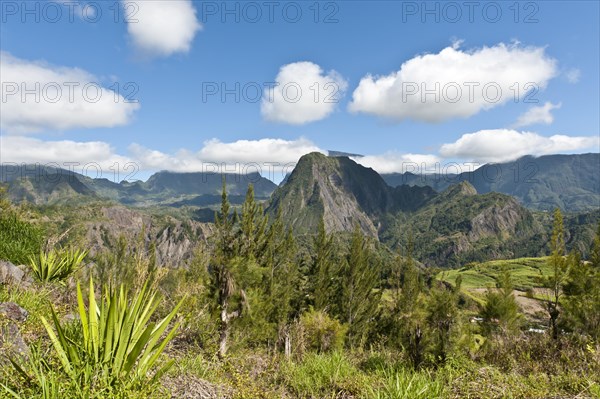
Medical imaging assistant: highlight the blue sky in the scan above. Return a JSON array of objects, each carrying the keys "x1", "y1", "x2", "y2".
[{"x1": 1, "y1": 0, "x2": 599, "y2": 182}]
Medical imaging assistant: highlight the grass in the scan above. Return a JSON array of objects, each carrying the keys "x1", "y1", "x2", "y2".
[
  {"x1": 365, "y1": 368, "x2": 446, "y2": 399},
  {"x1": 281, "y1": 351, "x2": 370, "y2": 397},
  {"x1": 438, "y1": 257, "x2": 552, "y2": 291}
]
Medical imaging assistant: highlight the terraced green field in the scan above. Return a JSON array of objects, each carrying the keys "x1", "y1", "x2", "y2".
[{"x1": 438, "y1": 257, "x2": 553, "y2": 291}]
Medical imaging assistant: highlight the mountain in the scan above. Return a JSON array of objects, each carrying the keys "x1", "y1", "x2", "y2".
[
  {"x1": 0, "y1": 164, "x2": 98, "y2": 204},
  {"x1": 382, "y1": 181, "x2": 546, "y2": 267},
  {"x1": 266, "y1": 153, "x2": 565, "y2": 267},
  {"x1": 0, "y1": 164, "x2": 277, "y2": 207},
  {"x1": 266, "y1": 152, "x2": 395, "y2": 236},
  {"x1": 382, "y1": 153, "x2": 600, "y2": 212}
]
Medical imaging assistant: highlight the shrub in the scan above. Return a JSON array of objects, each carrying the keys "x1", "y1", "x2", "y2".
[
  {"x1": 365, "y1": 368, "x2": 446, "y2": 399},
  {"x1": 28, "y1": 248, "x2": 87, "y2": 283},
  {"x1": 296, "y1": 309, "x2": 347, "y2": 354},
  {"x1": 0, "y1": 201, "x2": 43, "y2": 265},
  {"x1": 282, "y1": 351, "x2": 368, "y2": 397},
  {"x1": 5, "y1": 277, "x2": 183, "y2": 398}
]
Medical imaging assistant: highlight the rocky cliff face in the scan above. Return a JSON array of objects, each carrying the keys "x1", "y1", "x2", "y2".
[
  {"x1": 266, "y1": 154, "x2": 540, "y2": 263},
  {"x1": 386, "y1": 182, "x2": 544, "y2": 266},
  {"x1": 266, "y1": 153, "x2": 426, "y2": 237},
  {"x1": 382, "y1": 153, "x2": 600, "y2": 212},
  {"x1": 77, "y1": 206, "x2": 213, "y2": 267},
  {"x1": 467, "y1": 198, "x2": 527, "y2": 242}
]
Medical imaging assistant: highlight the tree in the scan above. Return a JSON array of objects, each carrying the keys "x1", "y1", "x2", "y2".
[
  {"x1": 426, "y1": 286, "x2": 458, "y2": 364},
  {"x1": 390, "y1": 234, "x2": 426, "y2": 368},
  {"x1": 210, "y1": 178, "x2": 245, "y2": 358},
  {"x1": 481, "y1": 269, "x2": 522, "y2": 336},
  {"x1": 262, "y1": 209, "x2": 301, "y2": 355},
  {"x1": 563, "y1": 223, "x2": 600, "y2": 338},
  {"x1": 238, "y1": 184, "x2": 268, "y2": 261},
  {"x1": 339, "y1": 225, "x2": 381, "y2": 348},
  {"x1": 308, "y1": 218, "x2": 338, "y2": 312},
  {"x1": 544, "y1": 208, "x2": 569, "y2": 340}
]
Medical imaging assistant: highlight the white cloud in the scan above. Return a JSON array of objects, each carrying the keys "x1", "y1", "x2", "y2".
[
  {"x1": 349, "y1": 42, "x2": 557, "y2": 123},
  {"x1": 352, "y1": 153, "x2": 441, "y2": 174},
  {"x1": 0, "y1": 52, "x2": 140, "y2": 134},
  {"x1": 439, "y1": 129, "x2": 600, "y2": 163},
  {"x1": 129, "y1": 137, "x2": 325, "y2": 172},
  {"x1": 261, "y1": 62, "x2": 348, "y2": 125},
  {"x1": 513, "y1": 101, "x2": 561, "y2": 128},
  {"x1": 566, "y1": 68, "x2": 581, "y2": 84},
  {"x1": 0, "y1": 136, "x2": 131, "y2": 169},
  {"x1": 1, "y1": 136, "x2": 324, "y2": 182},
  {"x1": 124, "y1": 0, "x2": 201, "y2": 57}
]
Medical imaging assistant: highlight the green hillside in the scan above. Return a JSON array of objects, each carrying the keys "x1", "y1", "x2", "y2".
[{"x1": 438, "y1": 257, "x2": 552, "y2": 291}]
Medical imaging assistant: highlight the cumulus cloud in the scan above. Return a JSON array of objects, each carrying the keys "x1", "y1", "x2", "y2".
[
  {"x1": 0, "y1": 136, "x2": 131, "y2": 169},
  {"x1": 124, "y1": 0, "x2": 201, "y2": 57},
  {"x1": 0, "y1": 52, "x2": 140, "y2": 134},
  {"x1": 261, "y1": 62, "x2": 348, "y2": 125},
  {"x1": 352, "y1": 153, "x2": 441, "y2": 174},
  {"x1": 440, "y1": 129, "x2": 599, "y2": 163},
  {"x1": 129, "y1": 137, "x2": 325, "y2": 174},
  {"x1": 513, "y1": 101, "x2": 561, "y2": 128},
  {"x1": 0, "y1": 136, "x2": 324, "y2": 181},
  {"x1": 349, "y1": 42, "x2": 557, "y2": 122}
]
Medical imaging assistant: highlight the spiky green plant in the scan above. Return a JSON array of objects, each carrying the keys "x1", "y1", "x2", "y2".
[
  {"x1": 366, "y1": 368, "x2": 446, "y2": 399},
  {"x1": 38, "y1": 277, "x2": 182, "y2": 394},
  {"x1": 28, "y1": 248, "x2": 86, "y2": 283}
]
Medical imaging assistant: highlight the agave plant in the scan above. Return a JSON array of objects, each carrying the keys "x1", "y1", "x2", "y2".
[
  {"x1": 39, "y1": 277, "x2": 182, "y2": 392},
  {"x1": 28, "y1": 248, "x2": 87, "y2": 283}
]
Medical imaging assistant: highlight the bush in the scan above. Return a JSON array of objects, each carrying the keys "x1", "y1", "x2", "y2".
[
  {"x1": 4, "y1": 277, "x2": 183, "y2": 398},
  {"x1": 282, "y1": 351, "x2": 368, "y2": 397},
  {"x1": 28, "y1": 248, "x2": 87, "y2": 283},
  {"x1": 365, "y1": 368, "x2": 446, "y2": 399},
  {"x1": 296, "y1": 309, "x2": 347, "y2": 354},
  {"x1": 0, "y1": 202, "x2": 43, "y2": 265}
]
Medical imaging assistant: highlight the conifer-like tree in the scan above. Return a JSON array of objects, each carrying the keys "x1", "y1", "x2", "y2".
[
  {"x1": 544, "y1": 208, "x2": 569, "y2": 340},
  {"x1": 426, "y1": 286, "x2": 458, "y2": 364},
  {"x1": 563, "y1": 223, "x2": 600, "y2": 338},
  {"x1": 263, "y1": 209, "x2": 301, "y2": 355},
  {"x1": 309, "y1": 218, "x2": 337, "y2": 312},
  {"x1": 339, "y1": 225, "x2": 381, "y2": 348},
  {"x1": 211, "y1": 178, "x2": 244, "y2": 358},
  {"x1": 482, "y1": 269, "x2": 521, "y2": 335}
]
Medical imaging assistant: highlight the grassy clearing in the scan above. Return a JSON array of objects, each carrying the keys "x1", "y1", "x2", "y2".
[{"x1": 438, "y1": 257, "x2": 552, "y2": 291}]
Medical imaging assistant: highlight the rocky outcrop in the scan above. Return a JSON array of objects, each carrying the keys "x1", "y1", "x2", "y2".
[
  {"x1": 0, "y1": 302, "x2": 29, "y2": 361},
  {"x1": 0, "y1": 261, "x2": 31, "y2": 287},
  {"x1": 266, "y1": 153, "x2": 435, "y2": 237},
  {"x1": 84, "y1": 206, "x2": 213, "y2": 267},
  {"x1": 468, "y1": 198, "x2": 526, "y2": 241}
]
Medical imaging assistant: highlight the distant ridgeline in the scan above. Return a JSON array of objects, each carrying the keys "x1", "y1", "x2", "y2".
[
  {"x1": 265, "y1": 152, "x2": 599, "y2": 267},
  {"x1": 1, "y1": 153, "x2": 598, "y2": 266},
  {"x1": 381, "y1": 153, "x2": 600, "y2": 212},
  {"x1": 1, "y1": 153, "x2": 597, "y2": 212},
  {"x1": 0, "y1": 163, "x2": 276, "y2": 208}
]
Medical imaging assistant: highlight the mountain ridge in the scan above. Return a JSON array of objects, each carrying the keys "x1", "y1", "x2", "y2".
[{"x1": 381, "y1": 153, "x2": 600, "y2": 211}]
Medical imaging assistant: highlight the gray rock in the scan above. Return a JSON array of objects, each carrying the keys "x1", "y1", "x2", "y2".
[
  {"x1": 0, "y1": 302, "x2": 29, "y2": 322},
  {"x1": 0, "y1": 260, "x2": 27, "y2": 285},
  {"x1": 0, "y1": 302, "x2": 30, "y2": 360},
  {"x1": 0, "y1": 322, "x2": 29, "y2": 360}
]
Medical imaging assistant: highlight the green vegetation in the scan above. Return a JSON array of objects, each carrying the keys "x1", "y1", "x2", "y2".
[
  {"x1": 27, "y1": 248, "x2": 87, "y2": 283},
  {"x1": 439, "y1": 257, "x2": 553, "y2": 291},
  {"x1": 3, "y1": 278, "x2": 182, "y2": 398},
  {"x1": 0, "y1": 187, "x2": 44, "y2": 265},
  {"x1": 1, "y1": 185, "x2": 599, "y2": 398}
]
